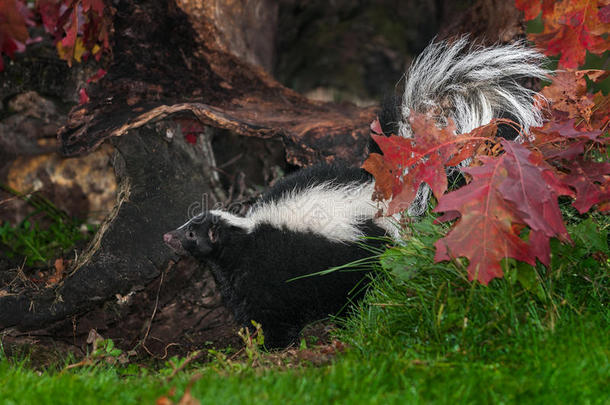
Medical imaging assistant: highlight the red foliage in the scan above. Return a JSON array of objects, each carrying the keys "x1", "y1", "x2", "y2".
[
  {"x1": 364, "y1": 114, "x2": 496, "y2": 215},
  {"x1": 174, "y1": 118, "x2": 206, "y2": 145},
  {"x1": 540, "y1": 69, "x2": 609, "y2": 130},
  {"x1": 517, "y1": 0, "x2": 610, "y2": 68},
  {"x1": 0, "y1": 0, "x2": 111, "y2": 71},
  {"x1": 86, "y1": 67, "x2": 106, "y2": 83},
  {"x1": 530, "y1": 121, "x2": 609, "y2": 214},
  {"x1": 563, "y1": 158, "x2": 610, "y2": 213},
  {"x1": 184, "y1": 133, "x2": 198, "y2": 145},
  {"x1": 515, "y1": 0, "x2": 555, "y2": 20},
  {"x1": 365, "y1": 110, "x2": 607, "y2": 283},
  {"x1": 433, "y1": 139, "x2": 574, "y2": 284},
  {"x1": 78, "y1": 87, "x2": 90, "y2": 104},
  {"x1": 38, "y1": 0, "x2": 111, "y2": 66},
  {"x1": 0, "y1": 0, "x2": 32, "y2": 70},
  {"x1": 363, "y1": 18, "x2": 609, "y2": 282}
]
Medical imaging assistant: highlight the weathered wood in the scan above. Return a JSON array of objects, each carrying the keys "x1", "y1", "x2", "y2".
[
  {"x1": 59, "y1": 0, "x2": 375, "y2": 167},
  {"x1": 0, "y1": 122, "x2": 223, "y2": 331}
]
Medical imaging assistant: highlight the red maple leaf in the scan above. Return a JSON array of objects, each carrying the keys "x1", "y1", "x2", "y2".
[
  {"x1": 528, "y1": 0, "x2": 610, "y2": 68},
  {"x1": 0, "y1": 0, "x2": 30, "y2": 70},
  {"x1": 516, "y1": 0, "x2": 556, "y2": 20},
  {"x1": 529, "y1": 119, "x2": 604, "y2": 161},
  {"x1": 562, "y1": 158, "x2": 610, "y2": 213},
  {"x1": 434, "y1": 139, "x2": 574, "y2": 283},
  {"x1": 36, "y1": 0, "x2": 62, "y2": 39},
  {"x1": 184, "y1": 133, "x2": 198, "y2": 144},
  {"x1": 174, "y1": 118, "x2": 205, "y2": 145},
  {"x1": 363, "y1": 113, "x2": 495, "y2": 215},
  {"x1": 86, "y1": 67, "x2": 107, "y2": 83},
  {"x1": 529, "y1": 116, "x2": 608, "y2": 214},
  {"x1": 361, "y1": 153, "x2": 395, "y2": 200},
  {"x1": 498, "y1": 141, "x2": 572, "y2": 251},
  {"x1": 434, "y1": 156, "x2": 535, "y2": 284},
  {"x1": 78, "y1": 87, "x2": 89, "y2": 104},
  {"x1": 82, "y1": 0, "x2": 104, "y2": 16},
  {"x1": 541, "y1": 70, "x2": 610, "y2": 130}
]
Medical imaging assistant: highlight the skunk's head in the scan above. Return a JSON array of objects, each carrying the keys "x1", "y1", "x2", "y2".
[{"x1": 163, "y1": 212, "x2": 238, "y2": 260}]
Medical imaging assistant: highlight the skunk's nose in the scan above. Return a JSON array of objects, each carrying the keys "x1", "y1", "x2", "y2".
[{"x1": 163, "y1": 231, "x2": 187, "y2": 255}]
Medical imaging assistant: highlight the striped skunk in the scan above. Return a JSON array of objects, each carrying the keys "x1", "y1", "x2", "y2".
[
  {"x1": 164, "y1": 38, "x2": 549, "y2": 348},
  {"x1": 164, "y1": 165, "x2": 388, "y2": 347}
]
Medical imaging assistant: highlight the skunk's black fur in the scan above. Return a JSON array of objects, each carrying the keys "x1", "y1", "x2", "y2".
[
  {"x1": 165, "y1": 38, "x2": 549, "y2": 348},
  {"x1": 165, "y1": 165, "x2": 385, "y2": 348},
  {"x1": 258, "y1": 164, "x2": 373, "y2": 204}
]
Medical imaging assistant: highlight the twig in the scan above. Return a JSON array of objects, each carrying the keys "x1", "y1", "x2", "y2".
[
  {"x1": 139, "y1": 262, "x2": 170, "y2": 356},
  {"x1": 217, "y1": 152, "x2": 244, "y2": 169},
  {"x1": 62, "y1": 358, "x2": 94, "y2": 372},
  {"x1": 166, "y1": 350, "x2": 202, "y2": 381},
  {"x1": 151, "y1": 341, "x2": 180, "y2": 360},
  {"x1": 0, "y1": 195, "x2": 18, "y2": 206}
]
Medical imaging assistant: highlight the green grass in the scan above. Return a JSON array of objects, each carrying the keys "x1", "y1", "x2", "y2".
[
  {"x1": 0, "y1": 214, "x2": 608, "y2": 404},
  {"x1": 0, "y1": 185, "x2": 94, "y2": 266},
  {"x1": 1, "y1": 316, "x2": 607, "y2": 404}
]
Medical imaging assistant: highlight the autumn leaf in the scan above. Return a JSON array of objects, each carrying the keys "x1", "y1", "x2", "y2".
[
  {"x1": 174, "y1": 118, "x2": 207, "y2": 145},
  {"x1": 528, "y1": 116, "x2": 609, "y2": 214},
  {"x1": 529, "y1": 119, "x2": 604, "y2": 159},
  {"x1": 86, "y1": 67, "x2": 107, "y2": 83},
  {"x1": 363, "y1": 113, "x2": 496, "y2": 215},
  {"x1": 541, "y1": 70, "x2": 610, "y2": 130},
  {"x1": 82, "y1": 0, "x2": 105, "y2": 16},
  {"x1": 562, "y1": 158, "x2": 610, "y2": 213},
  {"x1": 498, "y1": 141, "x2": 573, "y2": 250},
  {"x1": 434, "y1": 139, "x2": 576, "y2": 283},
  {"x1": 58, "y1": 5, "x2": 79, "y2": 66},
  {"x1": 35, "y1": 0, "x2": 111, "y2": 66},
  {"x1": 589, "y1": 92, "x2": 610, "y2": 132},
  {"x1": 79, "y1": 88, "x2": 90, "y2": 104},
  {"x1": 36, "y1": 0, "x2": 62, "y2": 38},
  {"x1": 46, "y1": 258, "x2": 67, "y2": 287},
  {"x1": 184, "y1": 133, "x2": 197, "y2": 144},
  {"x1": 434, "y1": 155, "x2": 536, "y2": 284},
  {"x1": 57, "y1": 36, "x2": 88, "y2": 64},
  {"x1": 362, "y1": 153, "x2": 394, "y2": 200},
  {"x1": 0, "y1": 0, "x2": 29, "y2": 42},
  {"x1": 527, "y1": 0, "x2": 610, "y2": 68},
  {"x1": 537, "y1": 117, "x2": 607, "y2": 146},
  {"x1": 516, "y1": 0, "x2": 555, "y2": 20},
  {"x1": 0, "y1": 0, "x2": 30, "y2": 70}
]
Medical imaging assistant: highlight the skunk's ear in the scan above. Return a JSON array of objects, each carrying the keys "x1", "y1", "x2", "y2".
[{"x1": 208, "y1": 225, "x2": 219, "y2": 244}]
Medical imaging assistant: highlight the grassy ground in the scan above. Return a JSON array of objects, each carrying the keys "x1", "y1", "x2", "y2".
[{"x1": 1, "y1": 214, "x2": 608, "y2": 405}]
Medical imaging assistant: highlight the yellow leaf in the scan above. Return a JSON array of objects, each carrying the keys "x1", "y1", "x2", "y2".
[{"x1": 56, "y1": 37, "x2": 87, "y2": 65}]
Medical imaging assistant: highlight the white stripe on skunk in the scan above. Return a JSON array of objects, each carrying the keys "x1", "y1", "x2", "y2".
[{"x1": 179, "y1": 181, "x2": 397, "y2": 243}]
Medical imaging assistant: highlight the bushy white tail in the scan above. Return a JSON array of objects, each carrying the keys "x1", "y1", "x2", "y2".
[
  {"x1": 398, "y1": 38, "x2": 549, "y2": 217},
  {"x1": 398, "y1": 37, "x2": 549, "y2": 138}
]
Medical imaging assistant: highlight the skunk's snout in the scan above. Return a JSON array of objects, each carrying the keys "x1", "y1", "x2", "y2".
[{"x1": 163, "y1": 231, "x2": 187, "y2": 255}]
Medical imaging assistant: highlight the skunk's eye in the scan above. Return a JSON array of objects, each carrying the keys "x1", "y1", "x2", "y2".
[{"x1": 186, "y1": 230, "x2": 196, "y2": 240}]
